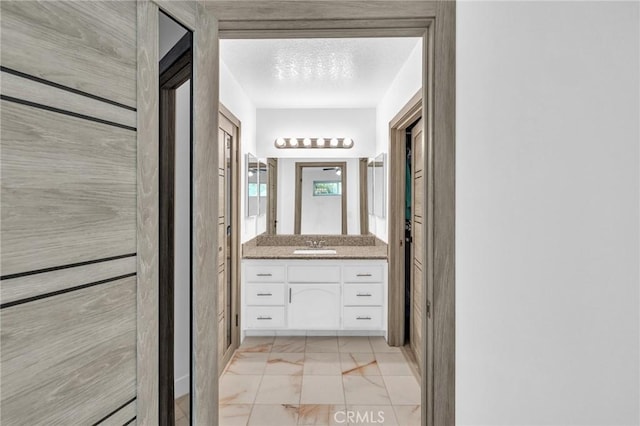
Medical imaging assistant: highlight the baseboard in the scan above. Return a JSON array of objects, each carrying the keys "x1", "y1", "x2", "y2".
[{"x1": 174, "y1": 374, "x2": 189, "y2": 398}]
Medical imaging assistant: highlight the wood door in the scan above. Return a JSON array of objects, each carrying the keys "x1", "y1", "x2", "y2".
[
  {"x1": 267, "y1": 158, "x2": 278, "y2": 233},
  {"x1": 410, "y1": 119, "x2": 425, "y2": 371},
  {"x1": 218, "y1": 111, "x2": 238, "y2": 372}
]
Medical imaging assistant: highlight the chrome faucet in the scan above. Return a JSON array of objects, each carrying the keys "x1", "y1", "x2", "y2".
[{"x1": 306, "y1": 240, "x2": 326, "y2": 248}]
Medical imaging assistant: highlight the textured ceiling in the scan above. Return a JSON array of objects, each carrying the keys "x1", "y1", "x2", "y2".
[{"x1": 220, "y1": 38, "x2": 421, "y2": 108}]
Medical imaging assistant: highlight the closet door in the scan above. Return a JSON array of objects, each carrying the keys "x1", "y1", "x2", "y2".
[
  {"x1": 411, "y1": 119, "x2": 425, "y2": 371},
  {"x1": 217, "y1": 111, "x2": 238, "y2": 372}
]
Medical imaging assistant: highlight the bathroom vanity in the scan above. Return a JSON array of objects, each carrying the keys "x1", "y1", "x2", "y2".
[{"x1": 241, "y1": 236, "x2": 388, "y2": 339}]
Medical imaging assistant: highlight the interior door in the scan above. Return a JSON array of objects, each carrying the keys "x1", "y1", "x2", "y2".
[
  {"x1": 267, "y1": 158, "x2": 278, "y2": 233},
  {"x1": 410, "y1": 119, "x2": 425, "y2": 371},
  {"x1": 218, "y1": 111, "x2": 238, "y2": 372},
  {"x1": 288, "y1": 284, "x2": 341, "y2": 329}
]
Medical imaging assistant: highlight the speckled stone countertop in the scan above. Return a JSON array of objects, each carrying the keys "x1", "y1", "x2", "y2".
[
  {"x1": 254, "y1": 233, "x2": 376, "y2": 247},
  {"x1": 243, "y1": 236, "x2": 388, "y2": 259}
]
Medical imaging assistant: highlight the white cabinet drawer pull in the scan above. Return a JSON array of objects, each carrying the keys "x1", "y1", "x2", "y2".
[
  {"x1": 256, "y1": 293, "x2": 272, "y2": 296},
  {"x1": 257, "y1": 316, "x2": 272, "y2": 320},
  {"x1": 256, "y1": 273, "x2": 272, "y2": 277},
  {"x1": 356, "y1": 316, "x2": 372, "y2": 320},
  {"x1": 356, "y1": 293, "x2": 372, "y2": 297},
  {"x1": 356, "y1": 273, "x2": 372, "y2": 277}
]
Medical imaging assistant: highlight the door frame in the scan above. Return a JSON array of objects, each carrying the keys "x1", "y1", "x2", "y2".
[
  {"x1": 388, "y1": 90, "x2": 422, "y2": 348},
  {"x1": 137, "y1": 2, "x2": 455, "y2": 425},
  {"x1": 294, "y1": 161, "x2": 348, "y2": 235}
]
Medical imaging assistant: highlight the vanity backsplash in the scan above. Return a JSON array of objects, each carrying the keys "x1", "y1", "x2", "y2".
[{"x1": 254, "y1": 233, "x2": 376, "y2": 247}]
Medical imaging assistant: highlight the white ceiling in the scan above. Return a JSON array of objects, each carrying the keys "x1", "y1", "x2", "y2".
[{"x1": 220, "y1": 38, "x2": 420, "y2": 108}]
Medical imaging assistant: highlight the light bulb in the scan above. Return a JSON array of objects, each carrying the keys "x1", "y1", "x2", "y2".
[
  {"x1": 336, "y1": 169, "x2": 342, "y2": 176},
  {"x1": 343, "y1": 137, "x2": 353, "y2": 147},
  {"x1": 316, "y1": 138, "x2": 325, "y2": 147},
  {"x1": 248, "y1": 170, "x2": 254, "y2": 177},
  {"x1": 289, "y1": 138, "x2": 298, "y2": 147},
  {"x1": 275, "y1": 137, "x2": 285, "y2": 147},
  {"x1": 303, "y1": 137, "x2": 312, "y2": 147},
  {"x1": 330, "y1": 138, "x2": 339, "y2": 147}
]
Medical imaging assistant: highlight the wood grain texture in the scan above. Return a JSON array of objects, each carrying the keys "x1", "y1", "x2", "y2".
[
  {"x1": 0, "y1": 256, "x2": 136, "y2": 305},
  {"x1": 206, "y1": 1, "x2": 437, "y2": 21},
  {"x1": 431, "y1": 2, "x2": 455, "y2": 425},
  {"x1": 154, "y1": 0, "x2": 196, "y2": 30},
  {"x1": 192, "y1": 2, "x2": 219, "y2": 424},
  {"x1": 0, "y1": 100, "x2": 136, "y2": 276},
  {"x1": 136, "y1": 1, "x2": 160, "y2": 424},
  {"x1": 0, "y1": 276, "x2": 136, "y2": 424},
  {"x1": 98, "y1": 398, "x2": 136, "y2": 426},
  {"x1": 0, "y1": 70, "x2": 137, "y2": 129},
  {"x1": 0, "y1": 0, "x2": 136, "y2": 108}
]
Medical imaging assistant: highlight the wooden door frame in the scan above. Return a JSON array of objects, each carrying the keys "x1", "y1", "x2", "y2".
[
  {"x1": 158, "y1": 27, "x2": 193, "y2": 425},
  {"x1": 266, "y1": 158, "x2": 278, "y2": 234},
  {"x1": 359, "y1": 158, "x2": 370, "y2": 234},
  {"x1": 294, "y1": 161, "x2": 348, "y2": 235},
  {"x1": 388, "y1": 90, "x2": 422, "y2": 347},
  {"x1": 218, "y1": 103, "x2": 242, "y2": 372},
  {"x1": 138, "y1": 2, "x2": 455, "y2": 425}
]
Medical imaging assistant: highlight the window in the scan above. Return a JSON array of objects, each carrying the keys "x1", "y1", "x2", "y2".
[
  {"x1": 313, "y1": 181, "x2": 342, "y2": 196},
  {"x1": 248, "y1": 183, "x2": 267, "y2": 197}
]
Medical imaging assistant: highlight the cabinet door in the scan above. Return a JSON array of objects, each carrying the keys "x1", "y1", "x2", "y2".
[{"x1": 289, "y1": 284, "x2": 340, "y2": 329}]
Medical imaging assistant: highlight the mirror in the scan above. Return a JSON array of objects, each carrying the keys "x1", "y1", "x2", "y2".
[
  {"x1": 295, "y1": 162, "x2": 346, "y2": 234},
  {"x1": 373, "y1": 153, "x2": 386, "y2": 218},
  {"x1": 258, "y1": 159, "x2": 268, "y2": 216},
  {"x1": 246, "y1": 153, "x2": 259, "y2": 217},
  {"x1": 262, "y1": 157, "x2": 371, "y2": 235}
]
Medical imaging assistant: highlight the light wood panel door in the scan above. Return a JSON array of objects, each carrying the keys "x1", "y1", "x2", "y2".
[
  {"x1": 217, "y1": 111, "x2": 238, "y2": 372},
  {"x1": 411, "y1": 119, "x2": 425, "y2": 370}
]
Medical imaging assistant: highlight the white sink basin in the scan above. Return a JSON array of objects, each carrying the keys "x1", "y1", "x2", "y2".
[{"x1": 293, "y1": 249, "x2": 337, "y2": 255}]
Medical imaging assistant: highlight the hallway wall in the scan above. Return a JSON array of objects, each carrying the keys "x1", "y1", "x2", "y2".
[
  {"x1": 373, "y1": 40, "x2": 423, "y2": 242},
  {"x1": 0, "y1": 1, "x2": 137, "y2": 423},
  {"x1": 456, "y1": 1, "x2": 639, "y2": 424}
]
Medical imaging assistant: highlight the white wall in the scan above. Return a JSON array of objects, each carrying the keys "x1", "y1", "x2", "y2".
[
  {"x1": 220, "y1": 60, "x2": 259, "y2": 241},
  {"x1": 277, "y1": 158, "x2": 361, "y2": 234},
  {"x1": 457, "y1": 2, "x2": 639, "y2": 425},
  {"x1": 256, "y1": 108, "x2": 377, "y2": 159},
  {"x1": 173, "y1": 81, "x2": 190, "y2": 398},
  {"x1": 373, "y1": 40, "x2": 423, "y2": 241}
]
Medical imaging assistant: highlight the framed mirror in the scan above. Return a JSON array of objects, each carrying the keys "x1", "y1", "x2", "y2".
[
  {"x1": 373, "y1": 153, "x2": 386, "y2": 218},
  {"x1": 367, "y1": 158, "x2": 374, "y2": 216},
  {"x1": 262, "y1": 157, "x2": 371, "y2": 235},
  {"x1": 246, "y1": 153, "x2": 259, "y2": 217}
]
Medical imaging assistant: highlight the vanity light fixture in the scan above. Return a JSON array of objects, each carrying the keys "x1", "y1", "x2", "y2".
[{"x1": 274, "y1": 137, "x2": 353, "y2": 149}]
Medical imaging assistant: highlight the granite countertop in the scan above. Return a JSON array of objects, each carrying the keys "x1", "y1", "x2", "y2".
[{"x1": 242, "y1": 237, "x2": 388, "y2": 260}]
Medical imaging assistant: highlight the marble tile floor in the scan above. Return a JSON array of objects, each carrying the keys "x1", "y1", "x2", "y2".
[
  {"x1": 175, "y1": 393, "x2": 190, "y2": 426},
  {"x1": 219, "y1": 336, "x2": 420, "y2": 426}
]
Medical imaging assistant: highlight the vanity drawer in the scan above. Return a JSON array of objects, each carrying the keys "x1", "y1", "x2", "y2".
[
  {"x1": 343, "y1": 284, "x2": 383, "y2": 306},
  {"x1": 245, "y1": 283, "x2": 285, "y2": 306},
  {"x1": 245, "y1": 307, "x2": 285, "y2": 328},
  {"x1": 245, "y1": 265, "x2": 285, "y2": 282},
  {"x1": 343, "y1": 265, "x2": 384, "y2": 283},
  {"x1": 288, "y1": 265, "x2": 340, "y2": 283},
  {"x1": 343, "y1": 307, "x2": 383, "y2": 329}
]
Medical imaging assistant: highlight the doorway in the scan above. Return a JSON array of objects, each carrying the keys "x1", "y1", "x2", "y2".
[{"x1": 158, "y1": 11, "x2": 193, "y2": 426}]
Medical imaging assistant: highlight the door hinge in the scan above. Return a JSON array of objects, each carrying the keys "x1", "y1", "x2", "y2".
[
  {"x1": 426, "y1": 300, "x2": 432, "y2": 318},
  {"x1": 235, "y1": 314, "x2": 238, "y2": 327}
]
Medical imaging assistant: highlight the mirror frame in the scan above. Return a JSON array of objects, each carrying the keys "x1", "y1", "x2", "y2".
[{"x1": 245, "y1": 153, "x2": 259, "y2": 217}]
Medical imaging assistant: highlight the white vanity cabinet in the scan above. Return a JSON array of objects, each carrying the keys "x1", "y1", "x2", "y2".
[{"x1": 241, "y1": 259, "x2": 387, "y2": 337}]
